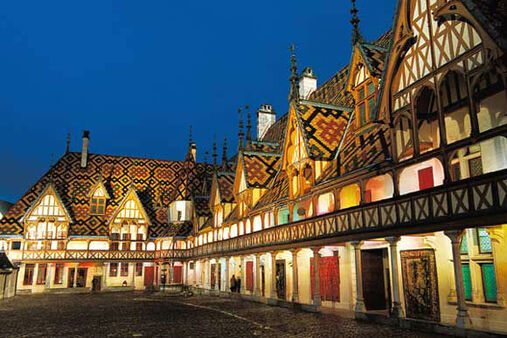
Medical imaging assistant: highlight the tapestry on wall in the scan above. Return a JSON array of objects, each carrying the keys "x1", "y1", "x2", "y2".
[{"x1": 400, "y1": 249, "x2": 440, "y2": 322}]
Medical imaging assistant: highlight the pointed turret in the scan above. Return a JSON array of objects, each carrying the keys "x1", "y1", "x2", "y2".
[
  {"x1": 288, "y1": 44, "x2": 300, "y2": 103},
  {"x1": 221, "y1": 136, "x2": 228, "y2": 171},
  {"x1": 212, "y1": 135, "x2": 217, "y2": 168},
  {"x1": 350, "y1": 0, "x2": 362, "y2": 45},
  {"x1": 238, "y1": 108, "x2": 244, "y2": 151},
  {"x1": 246, "y1": 105, "x2": 252, "y2": 149}
]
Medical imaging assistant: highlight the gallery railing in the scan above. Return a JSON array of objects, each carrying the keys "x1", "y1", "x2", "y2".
[{"x1": 20, "y1": 169, "x2": 506, "y2": 261}]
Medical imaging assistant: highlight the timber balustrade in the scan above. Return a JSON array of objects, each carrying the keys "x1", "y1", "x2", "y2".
[{"x1": 20, "y1": 169, "x2": 507, "y2": 261}]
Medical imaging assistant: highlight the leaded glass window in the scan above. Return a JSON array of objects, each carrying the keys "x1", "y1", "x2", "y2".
[
  {"x1": 461, "y1": 263, "x2": 472, "y2": 300},
  {"x1": 481, "y1": 263, "x2": 497, "y2": 303},
  {"x1": 477, "y1": 228, "x2": 492, "y2": 253},
  {"x1": 460, "y1": 233, "x2": 468, "y2": 254}
]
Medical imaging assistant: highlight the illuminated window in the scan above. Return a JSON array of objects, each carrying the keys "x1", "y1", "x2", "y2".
[
  {"x1": 354, "y1": 74, "x2": 376, "y2": 128},
  {"x1": 90, "y1": 186, "x2": 107, "y2": 215},
  {"x1": 136, "y1": 263, "x2": 143, "y2": 276},
  {"x1": 109, "y1": 263, "x2": 118, "y2": 277},
  {"x1": 36, "y1": 263, "x2": 47, "y2": 285},
  {"x1": 120, "y1": 263, "x2": 129, "y2": 276},
  {"x1": 461, "y1": 263, "x2": 472, "y2": 300},
  {"x1": 480, "y1": 263, "x2": 497, "y2": 303},
  {"x1": 23, "y1": 264, "x2": 35, "y2": 285},
  {"x1": 54, "y1": 264, "x2": 64, "y2": 284}
]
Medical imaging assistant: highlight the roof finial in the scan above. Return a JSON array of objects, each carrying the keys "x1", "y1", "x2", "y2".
[
  {"x1": 203, "y1": 151, "x2": 209, "y2": 164},
  {"x1": 238, "y1": 108, "x2": 244, "y2": 151},
  {"x1": 48, "y1": 154, "x2": 55, "y2": 183},
  {"x1": 212, "y1": 134, "x2": 217, "y2": 168},
  {"x1": 65, "y1": 131, "x2": 70, "y2": 153},
  {"x1": 188, "y1": 125, "x2": 193, "y2": 145},
  {"x1": 245, "y1": 105, "x2": 252, "y2": 148},
  {"x1": 288, "y1": 43, "x2": 300, "y2": 102},
  {"x1": 221, "y1": 135, "x2": 228, "y2": 170},
  {"x1": 351, "y1": 0, "x2": 362, "y2": 45}
]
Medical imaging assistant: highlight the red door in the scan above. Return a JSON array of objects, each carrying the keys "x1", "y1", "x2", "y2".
[
  {"x1": 418, "y1": 167, "x2": 434, "y2": 190},
  {"x1": 246, "y1": 261, "x2": 254, "y2": 292},
  {"x1": 173, "y1": 266, "x2": 182, "y2": 284},
  {"x1": 144, "y1": 266, "x2": 154, "y2": 286},
  {"x1": 311, "y1": 256, "x2": 340, "y2": 302}
]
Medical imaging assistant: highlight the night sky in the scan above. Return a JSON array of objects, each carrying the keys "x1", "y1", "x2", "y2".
[{"x1": 0, "y1": 0, "x2": 396, "y2": 202}]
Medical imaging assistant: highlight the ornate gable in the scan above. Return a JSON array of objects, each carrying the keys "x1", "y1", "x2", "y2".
[
  {"x1": 109, "y1": 187, "x2": 151, "y2": 228},
  {"x1": 21, "y1": 183, "x2": 72, "y2": 224}
]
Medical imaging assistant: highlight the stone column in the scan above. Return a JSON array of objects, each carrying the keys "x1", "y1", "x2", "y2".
[
  {"x1": 224, "y1": 257, "x2": 230, "y2": 292},
  {"x1": 193, "y1": 261, "x2": 197, "y2": 286},
  {"x1": 102, "y1": 262, "x2": 108, "y2": 288},
  {"x1": 270, "y1": 252, "x2": 277, "y2": 299},
  {"x1": 312, "y1": 247, "x2": 321, "y2": 306},
  {"x1": 254, "y1": 253, "x2": 262, "y2": 297},
  {"x1": 131, "y1": 263, "x2": 135, "y2": 288},
  {"x1": 351, "y1": 241, "x2": 366, "y2": 314},
  {"x1": 73, "y1": 265, "x2": 78, "y2": 288},
  {"x1": 385, "y1": 236, "x2": 403, "y2": 318},
  {"x1": 291, "y1": 249, "x2": 299, "y2": 303},
  {"x1": 45, "y1": 263, "x2": 53, "y2": 289},
  {"x1": 445, "y1": 230, "x2": 471, "y2": 329},
  {"x1": 215, "y1": 260, "x2": 220, "y2": 291}
]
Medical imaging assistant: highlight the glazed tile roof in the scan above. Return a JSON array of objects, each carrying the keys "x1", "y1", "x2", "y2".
[
  {"x1": 160, "y1": 221, "x2": 194, "y2": 237},
  {"x1": 296, "y1": 101, "x2": 352, "y2": 160},
  {"x1": 252, "y1": 172, "x2": 289, "y2": 210},
  {"x1": 216, "y1": 171, "x2": 235, "y2": 203},
  {"x1": 223, "y1": 205, "x2": 238, "y2": 224},
  {"x1": 358, "y1": 43, "x2": 388, "y2": 78},
  {"x1": 338, "y1": 122, "x2": 391, "y2": 175},
  {"x1": 193, "y1": 196, "x2": 212, "y2": 218},
  {"x1": 249, "y1": 141, "x2": 279, "y2": 153},
  {"x1": 0, "y1": 152, "x2": 213, "y2": 238},
  {"x1": 0, "y1": 200, "x2": 13, "y2": 217},
  {"x1": 261, "y1": 113, "x2": 288, "y2": 145},
  {"x1": 308, "y1": 66, "x2": 354, "y2": 107},
  {"x1": 242, "y1": 151, "x2": 281, "y2": 189}
]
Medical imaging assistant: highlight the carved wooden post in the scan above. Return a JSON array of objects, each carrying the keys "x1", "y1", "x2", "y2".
[
  {"x1": 254, "y1": 253, "x2": 262, "y2": 297},
  {"x1": 270, "y1": 251, "x2": 277, "y2": 299},
  {"x1": 444, "y1": 230, "x2": 471, "y2": 329},
  {"x1": 224, "y1": 257, "x2": 230, "y2": 292}
]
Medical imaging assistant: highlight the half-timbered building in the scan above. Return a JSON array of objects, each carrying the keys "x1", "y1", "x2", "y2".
[{"x1": 1, "y1": 0, "x2": 506, "y2": 335}]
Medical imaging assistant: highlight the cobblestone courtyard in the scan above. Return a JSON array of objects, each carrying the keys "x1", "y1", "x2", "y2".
[{"x1": 0, "y1": 292, "x2": 446, "y2": 337}]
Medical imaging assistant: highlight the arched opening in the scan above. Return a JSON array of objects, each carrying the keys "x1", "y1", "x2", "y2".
[
  {"x1": 339, "y1": 184, "x2": 360, "y2": 209},
  {"x1": 394, "y1": 113, "x2": 414, "y2": 161},
  {"x1": 365, "y1": 174, "x2": 394, "y2": 202},
  {"x1": 399, "y1": 158, "x2": 444, "y2": 195},
  {"x1": 474, "y1": 68, "x2": 506, "y2": 133},
  {"x1": 317, "y1": 192, "x2": 335, "y2": 215},
  {"x1": 253, "y1": 215, "x2": 262, "y2": 232},
  {"x1": 415, "y1": 86, "x2": 440, "y2": 153},
  {"x1": 440, "y1": 71, "x2": 471, "y2": 144},
  {"x1": 293, "y1": 198, "x2": 313, "y2": 222}
]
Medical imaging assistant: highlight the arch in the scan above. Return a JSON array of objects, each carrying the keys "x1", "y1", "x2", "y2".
[
  {"x1": 339, "y1": 184, "x2": 361, "y2": 209},
  {"x1": 415, "y1": 86, "x2": 440, "y2": 154},
  {"x1": 394, "y1": 112, "x2": 414, "y2": 161},
  {"x1": 317, "y1": 192, "x2": 335, "y2": 215},
  {"x1": 146, "y1": 242, "x2": 155, "y2": 251},
  {"x1": 245, "y1": 219, "x2": 251, "y2": 234},
  {"x1": 439, "y1": 71, "x2": 471, "y2": 144},
  {"x1": 473, "y1": 68, "x2": 506, "y2": 133},
  {"x1": 253, "y1": 215, "x2": 262, "y2": 232},
  {"x1": 230, "y1": 223, "x2": 238, "y2": 238},
  {"x1": 399, "y1": 158, "x2": 444, "y2": 195},
  {"x1": 365, "y1": 174, "x2": 394, "y2": 202}
]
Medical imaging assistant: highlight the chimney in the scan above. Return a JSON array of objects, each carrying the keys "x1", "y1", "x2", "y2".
[
  {"x1": 256, "y1": 104, "x2": 276, "y2": 141},
  {"x1": 299, "y1": 67, "x2": 317, "y2": 99},
  {"x1": 81, "y1": 130, "x2": 90, "y2": 168},
  {"x1": 190, "y1": 142, "x2": 197, "y2": 161}
]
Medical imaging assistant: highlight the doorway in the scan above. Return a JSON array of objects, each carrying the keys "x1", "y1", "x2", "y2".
[
  {"x1": 275, "y1": 260, "x2": 286, "y2": 300},
  {"x1": 67, "y1": 268, "x2": 75, "y2": 288},
  {"x1": 361, "y1": 249, "x2": 389, "y2": 311},
  {"x1": 76, "y1": 268, "x2": 87, "y2": 288}
]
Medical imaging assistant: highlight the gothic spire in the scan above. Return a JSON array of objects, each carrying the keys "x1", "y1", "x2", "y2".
[
  {"x1": 238, "y1": 108, "x2": 244, "y2": 151},
  {"x1": 350, "y1": 0, "x2": 362, "y2": 45},
  {"x1": 188, "y1": 125, "x2": 193, "y2": 146},
  {"x1": 221, "y1": 135, "x2": 228, "y2": 170},
  {"x1": 212, "y1": 135, "x2": 217, "y2": 168},
  {"x1": 245, "y1": 105, "x2": 252, "y2": 148},
  {"x1": 65, "y1": 131, "x2": 70, "y2": 154},
  {"x1": 288, "y1": 44, "x2": 300, "y2": 102}
]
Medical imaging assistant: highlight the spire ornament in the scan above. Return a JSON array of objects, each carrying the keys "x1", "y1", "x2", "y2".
[
  {"x1": 288, "y1": 43, "x2": 300, "y2": 102},
  {"x1": 212, "y1": 135, "x2": 217, "y2": 168},
  {"x1": 351, "y1": 0, "x2": 362, "y2": 45},
  {"x1": 65, "y1": 131, "x2": 70, "y2": 154},
  {"x1": 245, "y1": 105, "x2": 252, "y2": 148},
  {"x1": 188, "y1": 126, "x2": 193, "y2": 146},
  {"x1": 238, "y1": 108, "x2": 244, "y2": 151},
  {"x1": 222, "y1": 136, "x2": 228, "y2": 170}
]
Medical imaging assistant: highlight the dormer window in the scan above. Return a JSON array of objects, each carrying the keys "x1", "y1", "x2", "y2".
[
  {"x1": 353, "y1": 65, "x2": 376, "y2": 128},
  {"x1": 89, "y1": 181, "x2": 109, "y2": 215}
]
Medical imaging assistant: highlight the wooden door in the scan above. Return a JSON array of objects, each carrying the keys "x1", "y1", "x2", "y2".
[
  {"x1": 311, "y1": 256, "x2": 340, "y2": 302},
  {"x1": 144, "y1": 266, "x2": 154, "y2": 286},
  {"x1": 217, "y1": 263, "x2": 221, "y2": 290},
  {"x1": 275, "y1": 260, "x2": 286, "y2": 300},
  {"x1": 76, "y1": 268, "x2": 87, "y2": 288},
  {"x1": 246, "y1": 261, "x2": 254, "y2": 292},
  {"x1": 68, "y1": 268, "x2": 75, "y2": 288},
  {"x1": 173, "y1": 266, "x2": 182, "y2": 284},
  {"x1": 361, "y1": 249, "x2": 387, "y2": 310},
  {"x1": 94, "y1": 276, "x2": 102, "y2": 291}
]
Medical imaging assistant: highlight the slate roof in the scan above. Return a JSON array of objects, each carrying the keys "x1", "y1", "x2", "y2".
[
  {"x1": 296, "y1": 101, "x2": 352, "y2": 160},
  {"x1": 0, "y1": 200, "x2": 13, "y2": 217},
  {"x1": 261, "y1": 113, "x2": 288, "y2": 145},
  {"x1": 193, "y1": 196, "x2": 212, "y2": 218},
  {"x1": 253, "y1": 172, "x2": 289, "y2": 210},
  {"x1": 358, "y1": 43, "x2": 388, "y2": 78},
  {"x1": 0, "y1": 152, "x2": 213, "y2": 238},
  {"x1": 308, "y1": 65, "x2": 354, "y2": 107}
]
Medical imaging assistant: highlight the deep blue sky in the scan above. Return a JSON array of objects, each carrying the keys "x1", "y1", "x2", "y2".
[{"x1": 0, "y1": 0, "x2": 396, "y2": 202}]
